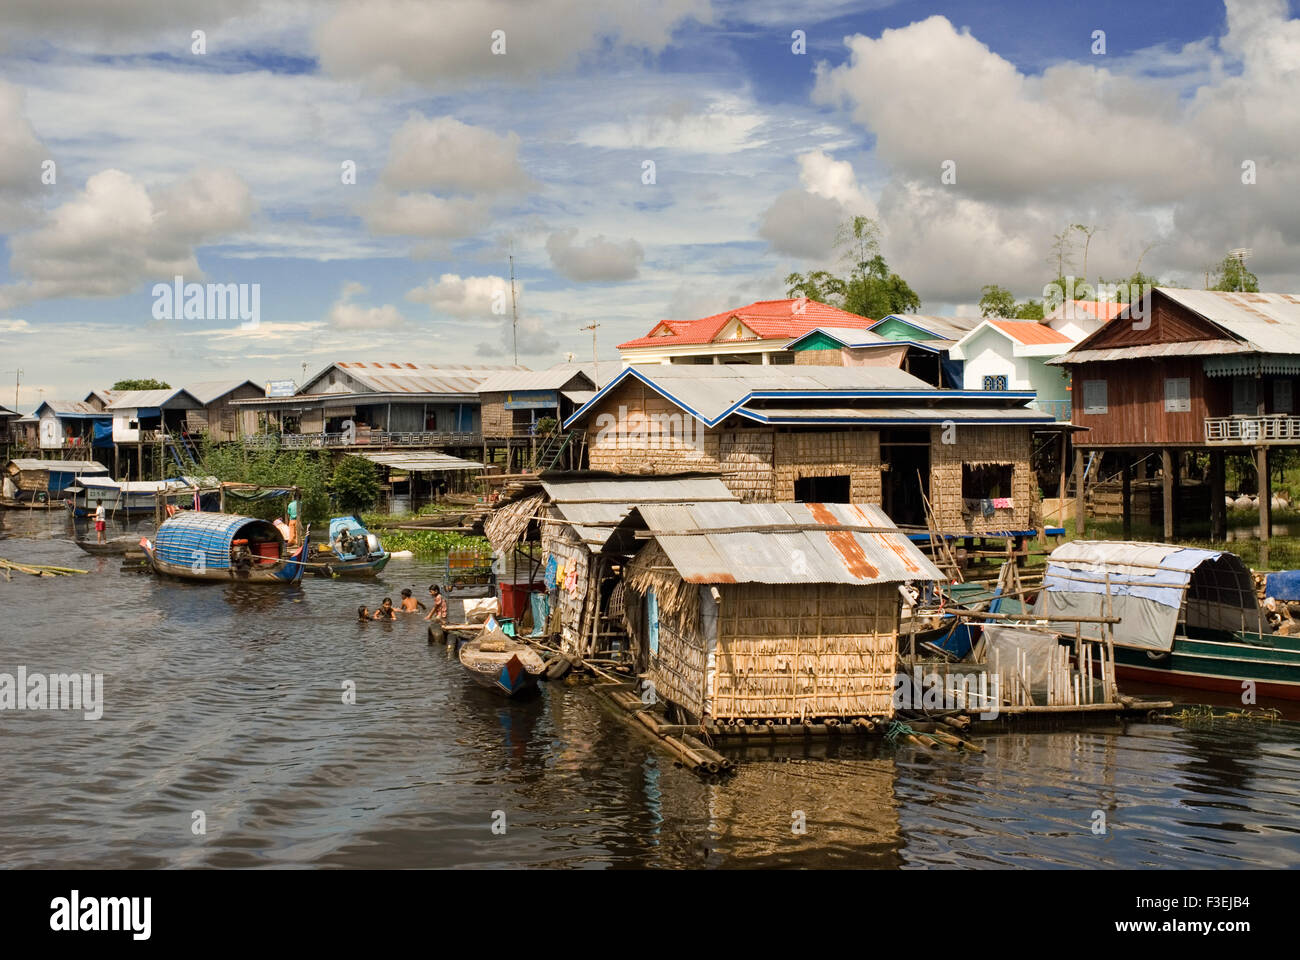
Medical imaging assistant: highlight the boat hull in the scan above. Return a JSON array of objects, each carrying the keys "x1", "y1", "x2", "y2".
[
  {"x1": 458, "y1": 639, "x2": 545, "y2": 697},
  {"x1": 1115, "y1": 633, "x2": 1300, "y2": 701},
  {"x1": 316, "y1": 552, "x2": 391, "y2": 578}
]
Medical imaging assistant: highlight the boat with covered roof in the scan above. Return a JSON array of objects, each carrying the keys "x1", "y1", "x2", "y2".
[{"x1": 141, "y1": 511, "x2": 310, "y2": 584}]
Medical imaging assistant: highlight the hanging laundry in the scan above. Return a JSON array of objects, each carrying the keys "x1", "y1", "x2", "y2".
[
  {"x1": 544, "y1": 553, "x2": 558, "y2": 590},
  {"x1": 992, "y1": 497, "x2": 1013, "y2": 509}
]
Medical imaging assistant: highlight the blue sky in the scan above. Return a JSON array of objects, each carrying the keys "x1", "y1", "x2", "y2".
[{"x1": 1, "y1": 0, "x2": 1299, "y2": 407}]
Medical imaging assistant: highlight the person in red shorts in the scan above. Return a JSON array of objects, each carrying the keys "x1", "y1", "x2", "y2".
[{"x1": 94, "y1": 502, "x2": 106, "y2": 544}]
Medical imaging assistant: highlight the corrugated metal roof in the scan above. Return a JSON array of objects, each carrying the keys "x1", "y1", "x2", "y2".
[
  {"x1": 6, "y1": 458, "x2": 108, "y2": 472},
  {"x1": 357, "y1": 451, "x2": 484, "y2": 472},
  {"x1": 319, "y1": 362, "x2": 523, "y2": 396},
  {"x1": 988, "y1": 320, "x2": 1073, "y2": 345},
  {"x1": 1046, "y1": 340, "x2": 1254, "y2": 365},
  {"x1": 737, "y1": 405, "x2": 1054, "y2": 424},
  {"x1": 632, "y1": 502, "x2": 943, "y2": 585},
  {"x1": 542, "y1": 475, "x2": 737, "y2": 551},
  {"x1": 561, "y1": 389, "x2": 597, "y2": 405},
  {"x1": 185, "y1": 379, "x2": 263, "y2": 405},
  {"x1": 873, "y1": 314, "x2": 980, "y2": 340},
  {"x1": 476, "y1": 367, "x2": 596, "y2": 393},
  {"x1": 1159, "y1": 288, "x2": 1300, "y2": 353},
  {"x1": 787, "y1": 326, "x2": 895, "y2": 349},
  {"x1": 105, "y1": 388, "x2": 201, "y2": 410},
  {"x1": 37, "y1": 400, "x2": 103, "y2": 416}
]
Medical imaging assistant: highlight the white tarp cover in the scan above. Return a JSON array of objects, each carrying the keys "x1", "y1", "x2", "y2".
[{"x1": 1034, "y1": 541, "x2": 1259, "y2": 652}]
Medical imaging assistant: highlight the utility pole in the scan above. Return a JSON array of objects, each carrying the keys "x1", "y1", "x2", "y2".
[
  {"x1": 11, "y1": 368, "x2": 20, "y2": 411},
  {"x1": 1229, "y1": 248, "x2": 1253, "y2": 292},
  {"x1": 580, "y1": 322, "x2": 600, "y2": 386},
  {"x1": 509, "y1": 249, "x2": 519, "y2": 367}
]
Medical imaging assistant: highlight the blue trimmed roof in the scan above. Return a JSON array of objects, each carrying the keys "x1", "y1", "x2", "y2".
[{"x1": 154, "y1": 512, "x2": 276, "y2": 571}]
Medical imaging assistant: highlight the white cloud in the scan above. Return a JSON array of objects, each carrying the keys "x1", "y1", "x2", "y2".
[
  {"x1": 316, "y1": 0, "x2": 710, "y2": 89},
  {"x1": 381, "y1": 114, "x2": 531, "y2": 193},
  {"x1": 362, "y1": 190, "x2": 492, "y2": 239},
  {"x1": 546, "y1": 228, "x2": 644, "y2": 281},
  {"x1": 0, "y1": 167, "x2": 253, "y2": 309},
  {"x1": 575, "y1": 94, "x2": 766, "y2": 154},
  {"x1": 756, "y1": 149, "x2": 875, "y2": 259},
  {"x1": 0, "y1": 81, "x2": 50, "y2": 227},
  {"x1": 325, "y1": 283, "x2": 406, "y2": 330},
  {"x1": 406, "y1": 273, "x2": 513, "y2": 319}
]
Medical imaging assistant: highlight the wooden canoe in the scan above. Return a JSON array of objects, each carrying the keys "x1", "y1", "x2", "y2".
[{"x1": 458, "y1": 630, "x2": 546, "y2": 697}]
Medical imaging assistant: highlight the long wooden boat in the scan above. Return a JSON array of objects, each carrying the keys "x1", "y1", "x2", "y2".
[
  {"x1": 141, "y1": 511, "x2": 310, "y2": 584},
  {"x1": 1113, "y1": 629, "x2": 1300, "y2": 700},
  {"x1": 313, "y1": 515, "x2": 390, "y2": 578},
  {"x1": 458, "y1": 624, "x2": 546, "y2": 697},
  {"x1": 74, "y1": 537, "x2": 138, "y2": 556}
]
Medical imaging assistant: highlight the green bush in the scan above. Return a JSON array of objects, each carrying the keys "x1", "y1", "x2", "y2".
[{"x1": 331, "y1": 456, "x2": 380, "y2": 513}]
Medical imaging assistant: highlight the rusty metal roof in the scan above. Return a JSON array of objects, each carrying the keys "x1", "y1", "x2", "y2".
[
  {"x1": 105, "y1": 388, "x2": 202, "y2": 410},
  {"x1": 476, "y1": 366, "x2": 596, "y2": 393},
  {"x1": 1046, "y1": 340, "x2": 1254, "y2": 365},
  {"x1": 542, "y1": 475, "x2": 738, "y2": 551},
  {"x1": 1157, "y1": 288, "x2": 1300, "y2": 353},
  {"x1": 628, "y1": 501, "x2": 943, "y2": 585}
]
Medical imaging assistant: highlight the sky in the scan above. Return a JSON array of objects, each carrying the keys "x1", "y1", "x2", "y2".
[{"x1": 1, "y1": 0, "x2": 1299, "y2": 409}]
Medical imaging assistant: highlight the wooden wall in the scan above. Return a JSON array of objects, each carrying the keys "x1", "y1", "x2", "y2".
[
  {"x1": 773, "y1": 429, "x2": 880, "y2": 502},
  {"x1": 1069, "y1": 357, "x2": 1228, "y2": 447},
  {"x1": 480, "y1": 393, "x2": 513, "y2": 438}
]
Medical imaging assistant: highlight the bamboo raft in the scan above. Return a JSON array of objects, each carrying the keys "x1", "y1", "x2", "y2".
[{"x1": 0, "y1": 557, "x2": 88, "y2": 578}]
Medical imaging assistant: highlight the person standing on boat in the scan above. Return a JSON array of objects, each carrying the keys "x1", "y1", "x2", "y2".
[
  {"x1": 424, "y1": 584, "x2": 448, "y2": 624},
  {"x1": 94, "y1": 502, "x2": 106, "y2": 544}
]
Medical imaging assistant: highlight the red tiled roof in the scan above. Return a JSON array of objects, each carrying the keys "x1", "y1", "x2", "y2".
[
  {"x1": 988, "y1": 320, "x2": 1074, "y2": 345},
  {"x1": 618, "y1": 299, "x2": 873, "y2": 350}
]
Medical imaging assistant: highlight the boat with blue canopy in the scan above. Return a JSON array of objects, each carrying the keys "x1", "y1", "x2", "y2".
[
  {"x1": 141, "y1": 511, "x2": 310, "y2": 584},
  {"x1": 313, "y1": 515, "x2": 390, "y2": 577}
]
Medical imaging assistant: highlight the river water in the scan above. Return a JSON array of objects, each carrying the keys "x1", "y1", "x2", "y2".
[{"x1": 2, "y1": 510, "x2": 1299, "y2": 869}]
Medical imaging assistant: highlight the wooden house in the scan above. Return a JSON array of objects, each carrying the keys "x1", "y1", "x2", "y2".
[
  {"x1": 612, "y1": 501, "x2": 944, "y2": 723},
  {"x1": 475, "y1": 365, "x2": 596, "y2": 471},
  {"x1": 3, "y1": 457, "x2": 108, "y2": 502},
  {"x1": 1050, "y1": 288, "x2": 1300, "y2": 542},
  {"x1": 184, "y1": 380, "x2": 266, "y2": 442},
  {"x1": 562, "y1": 364, "x2": 1054, "y2": 536},
  {"x1": 33, "y1": 400, "x2": 109, "y2": 452}
]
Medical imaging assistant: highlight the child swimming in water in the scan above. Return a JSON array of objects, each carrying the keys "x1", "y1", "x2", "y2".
[{"x1": 398, "y1": 588, "x2": 425, "y2": 613}]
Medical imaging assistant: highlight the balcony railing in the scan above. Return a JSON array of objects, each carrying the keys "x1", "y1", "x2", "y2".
[
  {"x1": 1028, "y1": 399, "x2": 1072, "y2": 421},
  {"x1": 241, "y1": 430, "x2": 480, "y2": 450},
  {"x1": 1205, "y1": 415, "x2": 1300, "y2": 445}
]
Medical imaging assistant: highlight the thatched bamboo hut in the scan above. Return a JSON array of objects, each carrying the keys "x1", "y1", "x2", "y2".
[{"x1": 612, "y1": 501, "x2": 943, "y2": 723}]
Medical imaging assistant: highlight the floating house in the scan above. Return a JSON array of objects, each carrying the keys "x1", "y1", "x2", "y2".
[
  {"x1": 617, "y1": 299, "x2": 873, "y2": 367},
  {"x1": 476, "y1": 365, "x2": 597, "y2": 471},
  {"x1": 3, "y1": 457, "x2": 108, "y2": 501},
  {"x1": 0, "y1": 404, "x2": 20, "y2": 448},
  {"x1": 484, "y1": 473, "x2": 739, "y2": 654},
  {"x1": 613, "y1": 501, "x2": 944, "y2": 723},
  {"x1": 104, "y1": 388, "x2": 205, "y2": 479},
  {"x1": 232, "y1": 361, "x2": 520, "y2": 455},
  {"x1": 1049, "y1": 288, "x2": 1300, "y2": 541},
  {"x1": 562, "y1": 364, "x2": 1055, "y2": 535}
]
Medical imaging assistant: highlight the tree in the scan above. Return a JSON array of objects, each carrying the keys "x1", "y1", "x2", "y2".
[
  {"x1": 979, "y1": 285, "x2": 1018, "y2": 318},
  {"x1": 331, "y1": 456, "x2": 380, "y2": 513},
  {"x1": 979, "y1": 284, "x2": 1043, "y2": 320},
  {"x1": 784, "y1": 270, "x2": 846, "y2": 305},
  {"x1": 842, "y1": 253, "x2": 920, "y2": 318},
  {"x1": 113, "y1": 378, "x2": 171, "y2": 391},
  {"x1": 1208, "y1": 254, "x2": 1259, "y2": 293}
]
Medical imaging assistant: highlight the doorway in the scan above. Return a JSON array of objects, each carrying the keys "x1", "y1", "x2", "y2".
[
  {"x1": 794, "y1": 474, "x2": 850, "y2": 503},
  {"x1": 882, "y1": 429, "x2": 930, "y2": 527}
]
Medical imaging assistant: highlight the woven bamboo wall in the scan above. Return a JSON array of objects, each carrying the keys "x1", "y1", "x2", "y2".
[
  {"x1": 712, "y1": 583, "x2": 898, "y2": 720},
  {"x1": 928, "y1": 425, "x2": 1034, "y2": 533},
  {"x1": 541, "y1": 519, "x2": 590, "y2": 654},
  {"x1": 717, "y1": 429, "x2": 775, "y2": 502},
  {"x1": 585, "y1": 379, "x2": 722, "y2": 475},
  {"x1": 629, "y1": 543, "x2": 707, "y2": 720},
  {"x1": 773, "y1": 429, "x2": 881, "y2": 502},
  {"x1": 793, "y1": 349, "x2": 843, "y2": 366},
  {"x1": 480, "y1": 393, "x2": 512, "y2": 438}
]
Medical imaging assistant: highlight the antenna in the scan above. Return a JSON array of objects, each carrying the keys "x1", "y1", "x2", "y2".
[
  {"x1": 10, "y1": 367, "x2": 20, "y2": 411},
  {"x1": 509, "y1": 246, "x2": 519, "y2": 367},
  {"x1": 1229, "y1": 248, "x2": 1253, "y2": 293},
  {"x1": 580, "y1": 322, "x2": 600, "y2": 386}
]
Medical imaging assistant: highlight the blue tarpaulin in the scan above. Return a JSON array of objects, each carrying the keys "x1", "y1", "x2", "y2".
[
  {"x1": 1265, "y1": 570, "x2": 1300, "y2": 602},
  {"x1": 941, "y1": 358, "x2": 964, "y2": 389},
  {"x1": 92, "y1": 418, "x2": 113, "y2": 447}
]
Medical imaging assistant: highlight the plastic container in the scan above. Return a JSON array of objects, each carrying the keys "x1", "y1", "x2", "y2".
[{"x1": 499, "y1": 581, "x2": 546, "y2": 620}]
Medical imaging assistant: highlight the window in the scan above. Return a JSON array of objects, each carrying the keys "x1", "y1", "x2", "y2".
[
  {"x1": 1275, "y1": 380, "x2": 1294, "y2": 414},
  {"x1": 1082, "y1": 379, "x2": 1108, "y2": 415},
  {"x1": 981, "y1": 374, "x2": 1009, "y2": 391},
  {"x1": 1232, "y1": 376, "x2": 1256, "y2": 415},
  {"x1": 1164, "y1": 377, "x2": 1191, "y2": 413},
  {"x1": 794, "y1": 474, "x2": 851, "y2": 503},
  {"x1": 770, "y1": 351, "x2": 795, "y2": 365},
  {"x1": 962, "y1": 463, "x2": 1014, "y2": 499}
]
